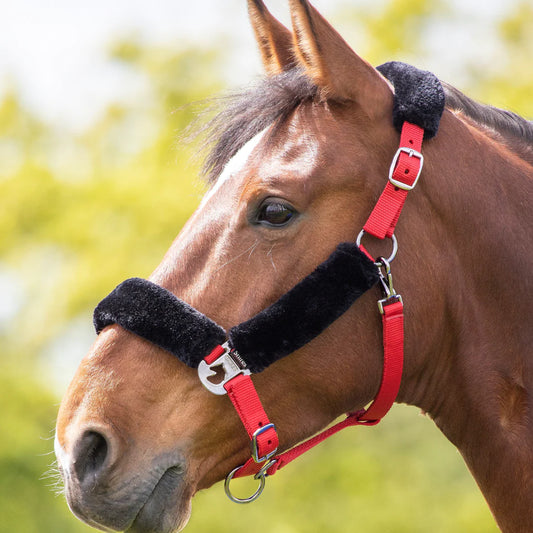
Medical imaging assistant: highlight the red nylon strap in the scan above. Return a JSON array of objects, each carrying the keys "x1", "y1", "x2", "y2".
[
  {"x1": 363, "y1": 122, "x2": 424, "y2": 239},
  {"x1": 204, "y1": 344, "x2": 225, "y2": 364},
  {"x1": 358, "y1": 300, "x2": 404, "y2": 422},
  {"x1": 231, "y1": 297, "x2": 404, "y2": 479},
  {"x1": 224, "y1": 373, "x2": 279, "y2": 462},
  {"x1": 233, "y1": 410, "x2": 379, "y2": 479}
]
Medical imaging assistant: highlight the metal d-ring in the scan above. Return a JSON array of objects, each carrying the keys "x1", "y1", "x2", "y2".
[
  {"x1": 224, "y1": 459, "x2": 277, "y2": 504},
  {"x1": 356, "y1": 230, "x2": 398, "y2": 264}
]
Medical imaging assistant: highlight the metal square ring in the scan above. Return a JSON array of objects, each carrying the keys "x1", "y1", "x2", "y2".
[{"x1": 389, "y1": 147, "x2": 424, "y2": 191}]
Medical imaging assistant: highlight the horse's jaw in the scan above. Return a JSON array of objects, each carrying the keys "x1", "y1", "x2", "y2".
[{"x1": 54, "y1": 433, "x2": 193, "y2": 533}]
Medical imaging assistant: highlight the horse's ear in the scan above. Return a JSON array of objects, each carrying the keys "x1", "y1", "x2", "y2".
[
  {"x1": 247, "y1": 0, "x2": 295, "y2": 75},
  {"x1": 289, "y1": 0, "x2": 391, "y2": 109}
]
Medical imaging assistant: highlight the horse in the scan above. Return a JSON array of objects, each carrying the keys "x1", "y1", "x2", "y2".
[{"x1": 54, "y1": 1, "x2": 533, "y2": 532}]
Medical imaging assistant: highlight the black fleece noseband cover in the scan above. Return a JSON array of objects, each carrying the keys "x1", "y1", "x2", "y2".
[
  {"x1": 94, "y1": 243, "x2": 378, "y2": 372},
  {"x1": 94, "y1": 278, "x2": 226, "y2": 368}
]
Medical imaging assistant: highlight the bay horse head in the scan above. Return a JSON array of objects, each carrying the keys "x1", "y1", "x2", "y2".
[{"x1": 55, "y1": 1, "x2": 533, "y2": 532}]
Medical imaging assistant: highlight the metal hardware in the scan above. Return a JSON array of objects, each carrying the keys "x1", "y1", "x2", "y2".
[
  {"x1": 389, "y1": 147, "x2": 424, "y2": 191},
  {"x1": 376, "y1": 257, "x2": 403, "y2": 314},
  {"x1": 254, "y1": 458, "x2": 277, "y2": 480},
  {"x1": 251, "y1": 423, "x2": 278, "y2": 463},
  {"x1": 224, "y1": 459, "x2": 277, "y2": 504},
  {"x1": 378, "y1": 294, "x2": 403, "y2": 315},
  {"x1": 198, "y1": 342, "x2": 250, "y2": 395},
  {"x1": 356, "y1": 230, "x2": 398, "y2": 264}
]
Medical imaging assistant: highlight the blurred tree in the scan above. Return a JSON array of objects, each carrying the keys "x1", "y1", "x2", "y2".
[
  {"x1": 334, "y1": 0, "x2": 447, "y2": 65},
  {"x1": 474, "y1": 1, "x2": 533, "y2": 118},
  {"x1": 0, "y1": 44, "x2": 222, "y2": 358}
]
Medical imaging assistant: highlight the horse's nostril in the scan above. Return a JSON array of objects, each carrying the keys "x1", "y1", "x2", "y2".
[{"x1": 73, "y1": 430, "x2": 109, "y2": 483}]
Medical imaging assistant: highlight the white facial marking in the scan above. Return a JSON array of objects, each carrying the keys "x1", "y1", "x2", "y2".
[
  {"x1": 54, "y1": 433, "x2": 70, "y2": 475},
  {"x1": 198, "y1": 127, "x2": 268, "y2": 209}
]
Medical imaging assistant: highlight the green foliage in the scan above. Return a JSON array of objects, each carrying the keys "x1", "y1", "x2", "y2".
[
  {"x1": 341, "y1": 0, "x2": 446, "y2": 63},
  {"x1": 475, "y1": 1, "x2": 533, "y2": 117},
  {"x1": 1, "y1": 1, "x2": 531, "y2": 531},
  {"x1": 0, "y1": 44, "x2": 219, "y2": 356},
  {"x1": 0, "y1": 370, "x2": 94, "y2": 533}
]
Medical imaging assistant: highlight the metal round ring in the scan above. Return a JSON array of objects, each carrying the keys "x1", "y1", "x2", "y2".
[
  {"x1": 224, "y1": 465, "x2": 266, "y2": 504},
  {"x1": 356, "y1": 230, "x2": 398, "y2": 264}
]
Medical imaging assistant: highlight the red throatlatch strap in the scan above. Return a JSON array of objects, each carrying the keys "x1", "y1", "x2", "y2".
[
  {"x1": 233, "y1": 410, "x2": 379, "y2": 479},
  {"x1": 232, "y1": 297, "x2": 404, "y2": 479},
  {"x1": 363, "y1": 122, "x2": 424, "y2": 239},
  {"x1": 224, "y1": 373, "x2": 279, "y2": 462}
]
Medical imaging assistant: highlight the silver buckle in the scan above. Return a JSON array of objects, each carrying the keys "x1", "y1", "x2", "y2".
[
  {"x1": 198, "y1": 342, "x2": 250, "y2": 395},
  {"x1": 389, "y1": 147, "x2": 424, "y2": 191},
  {"x1": 251, "y1": 423, "x2": 278, "y2": 463}
]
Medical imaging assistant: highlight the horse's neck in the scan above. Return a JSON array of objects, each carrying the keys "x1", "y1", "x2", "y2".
[{"x1": 415, "y1": 114, "x2": 533, "y2": 532}]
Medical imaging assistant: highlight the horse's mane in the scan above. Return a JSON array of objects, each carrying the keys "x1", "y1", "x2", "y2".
[
  {"x1": 198, "y1": 69, "x2": 533, "y2": 183},
  {"x1": 442, "y1": 81, "x2": 533, "y2": 161}
]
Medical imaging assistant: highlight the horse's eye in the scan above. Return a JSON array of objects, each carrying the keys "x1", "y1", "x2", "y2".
[{"x1": 257, "y1": 199, "x2": 296, "y2": 227}]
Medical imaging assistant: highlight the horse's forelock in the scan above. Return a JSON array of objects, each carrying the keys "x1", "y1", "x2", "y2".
[{"x1": 194, "y1": 69, "x2": 318, "y2": 185}]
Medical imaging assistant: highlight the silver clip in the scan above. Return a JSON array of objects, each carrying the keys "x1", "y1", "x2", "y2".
[
  {"x1": 376, "y1": 258, "x2": 403, "y2": 314},
  {"x1": 198, "y1": 342, "x2": 250, "y2": 395}
]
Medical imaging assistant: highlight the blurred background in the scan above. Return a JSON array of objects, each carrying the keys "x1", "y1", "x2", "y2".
[{"x1": 1, "y1": 0, "x2": 531, "y2": 531}]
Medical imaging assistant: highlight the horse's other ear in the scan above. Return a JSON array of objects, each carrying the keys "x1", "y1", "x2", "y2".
[
  {"x1": 248, "y1": 0, "x2": 295, "y2": 75},
  {"x1": 289, "y1": 0, "x2": 391, "y2": 112}
]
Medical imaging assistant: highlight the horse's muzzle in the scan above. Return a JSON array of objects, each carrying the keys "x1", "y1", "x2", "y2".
[{"x1": 55, "y1": 428, "x2": 192, "y2": 533}]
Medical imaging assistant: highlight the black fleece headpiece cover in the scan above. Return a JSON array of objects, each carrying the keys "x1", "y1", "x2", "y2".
[
  {"x1": 377, "y1": 61, "x2": 445, "y2": 139},
  {"x1": 94, "y1": 242, "x2": 379, "y2": 373}
]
